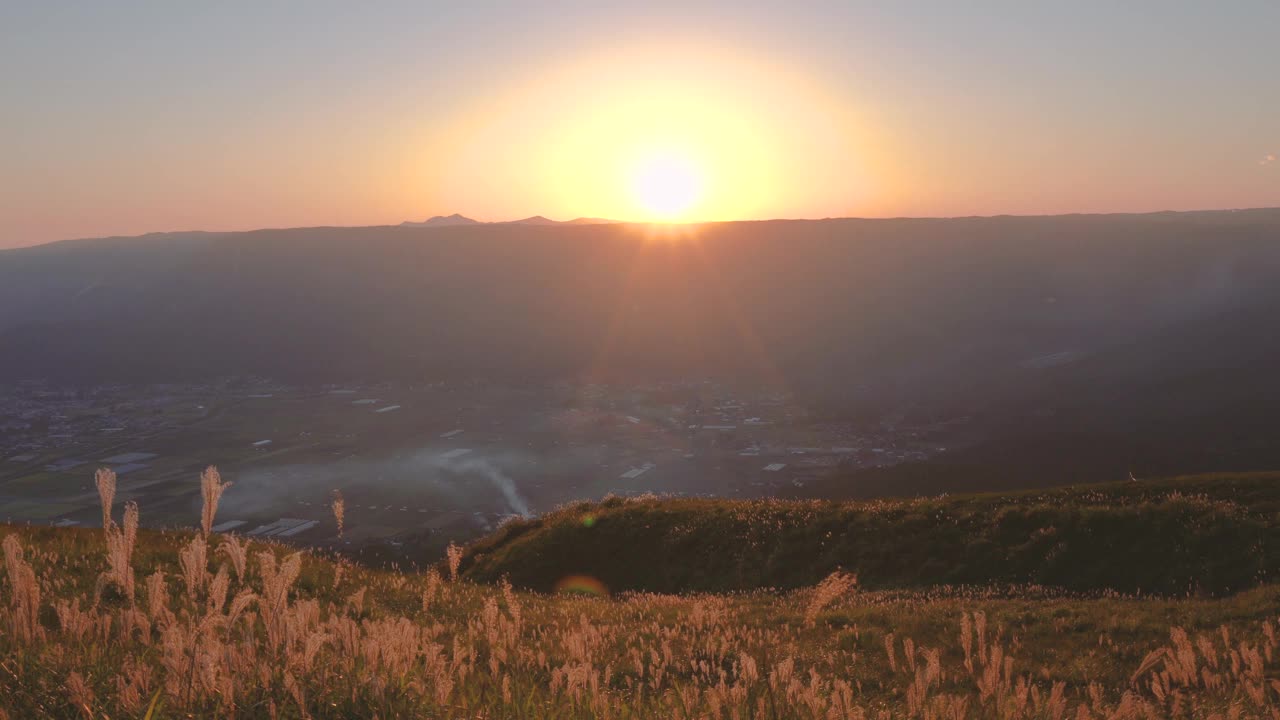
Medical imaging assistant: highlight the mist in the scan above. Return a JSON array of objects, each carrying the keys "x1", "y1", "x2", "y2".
[{"x1": 215, "y1": 445, "x2": 539, "y2": 521}]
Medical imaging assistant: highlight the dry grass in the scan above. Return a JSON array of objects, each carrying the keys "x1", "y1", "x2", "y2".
[
  {"x1": 198, "y1": 467, "x2": 231, "y2": 539},
  {"x1": 1, "y1": 465, "x2": 1279, "y2": 718},
  {"x1": 93, "y1": 468, "x2": 115, "y2": 533},
  {"x1": 806, "y1": 571, "x2": 857, "y2": 626},
  {"x1": 330, "y1": 491, "x2": 344, "y2": 540}
]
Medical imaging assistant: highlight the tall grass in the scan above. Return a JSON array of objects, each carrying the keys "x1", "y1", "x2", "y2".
[
  {"x1": 0, "y1": 465, "x2": 1278, "y2": 718},
  {"x1": 198, "y1": 467, "x2": 231, "y2": 539},
  {"x1": 330, "y1": 491, "x2": 344, "y2": 539},
  {"x1": 93, "y1": 468, "x2": 115, "y2": 532}
]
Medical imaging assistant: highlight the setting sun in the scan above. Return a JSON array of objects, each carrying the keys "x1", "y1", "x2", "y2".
[
  {"x1": 417, "y1": 45, "x2": 871, "y2": 225},
  {"x1": 630, "y1": 151, "x2": 704, "y2": 221}
]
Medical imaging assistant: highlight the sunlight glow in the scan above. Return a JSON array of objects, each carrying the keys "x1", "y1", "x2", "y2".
[
  {"x1": 630, "y1": 151, "x2": 704, "y2": 221},
  {"x1": 420, "y1": 46, "x2": 875, "y2": 223}
]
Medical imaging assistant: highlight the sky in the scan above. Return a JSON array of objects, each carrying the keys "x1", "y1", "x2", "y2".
[{"x1": 1, "y1": 1, "x2": 1277, "y2": 247}]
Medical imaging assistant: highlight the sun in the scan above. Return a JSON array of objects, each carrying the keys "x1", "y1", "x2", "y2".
[{"x1": 630, "y1": 151, "x2": 704, "y2": 221}]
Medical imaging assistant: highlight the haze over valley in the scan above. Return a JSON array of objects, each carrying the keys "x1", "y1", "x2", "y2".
[{"x1": 5, "y1": 210, "x2": 1280, "y2": 557}]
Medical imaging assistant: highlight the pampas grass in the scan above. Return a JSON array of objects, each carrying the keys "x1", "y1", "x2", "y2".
[
  {"x1": 1, "y1": 464, "x2": 1279, "y2": 718},
  {"x1": 94, "y1": 468, "x2": 116, "y2": 531},
  {"x1": 330, "y1": 490, "x2": 344, "y2": 539},
  {"x1": 199, "y1": 466, "x2": 231, "y2": 538}
]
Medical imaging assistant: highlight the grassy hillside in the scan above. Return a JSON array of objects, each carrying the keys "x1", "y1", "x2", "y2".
[
  {"x1": 461, "y1": 473, "x2": 1280, "y2": 596},
  {"x1": 3, "y1": 470, "x2": 1280, "y2": 717},
  {"x1": 3, "y1": 525, "x2": 1280, "y2": 718}
]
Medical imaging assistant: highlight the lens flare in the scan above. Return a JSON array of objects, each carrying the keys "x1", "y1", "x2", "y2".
[{"x1": 554, "y1": 574, "x2": 609, "y2": 597}]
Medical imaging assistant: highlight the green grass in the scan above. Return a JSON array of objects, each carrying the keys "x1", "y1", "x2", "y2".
[{"x1": 460, "y1": 472, "x2": 1280, "y2": 595}]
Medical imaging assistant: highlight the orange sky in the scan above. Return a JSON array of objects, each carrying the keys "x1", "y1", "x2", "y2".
[{"x1": 2, "y1": 4, "x2": 1277, "y2": 247}]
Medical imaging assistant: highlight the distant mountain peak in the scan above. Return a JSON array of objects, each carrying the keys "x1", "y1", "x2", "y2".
[
  {"x1": 400, "y1": 214, "x2": 620, "y2": 228},
  {"x1": 566, "y1": 217, "x2": 619, "y2": 225},
  {"x1": 504, "y1": 216, "x2": 620, "y2": 226},
  {"x1": 401, "y1": 214, "x2": 479, "y2": 228}
]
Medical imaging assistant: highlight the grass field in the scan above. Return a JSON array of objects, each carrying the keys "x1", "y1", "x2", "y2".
[{"x1": 1, "y1": 470, "x2": 1279, "y2": 718}]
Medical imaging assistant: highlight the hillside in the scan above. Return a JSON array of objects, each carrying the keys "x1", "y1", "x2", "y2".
[
  {"x1": 6, "y1": 212, "x2": 1280, "y2": 400},
  {"x1": 2, "y1": 472, "x2": 1280, "y2": 717},
  {"x1": 460, "y1": 474, "x2": 1280, "y2": 595},
  {"x1": 7, "y1": 211, "x2": 1280, "y2": 495}
]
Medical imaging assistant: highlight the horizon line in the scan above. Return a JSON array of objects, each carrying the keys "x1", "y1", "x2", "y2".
[{"x1": 6, "y1": 205, "x2": 1280, "y2": 251}]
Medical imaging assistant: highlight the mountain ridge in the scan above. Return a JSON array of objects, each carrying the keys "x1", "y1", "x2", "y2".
[
  {"x1": 14, "y1": 206, "x2": 1280, "y2": 253},
  {"x1": 400, "y1": 213, "x2": 481, "y2": 227},
  {"x1": 6, "y1": 211, "x2": 1280, "y2": 491},
  {"x1": 400, "y1": 214, "x2": 622, "y2": 228}
]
